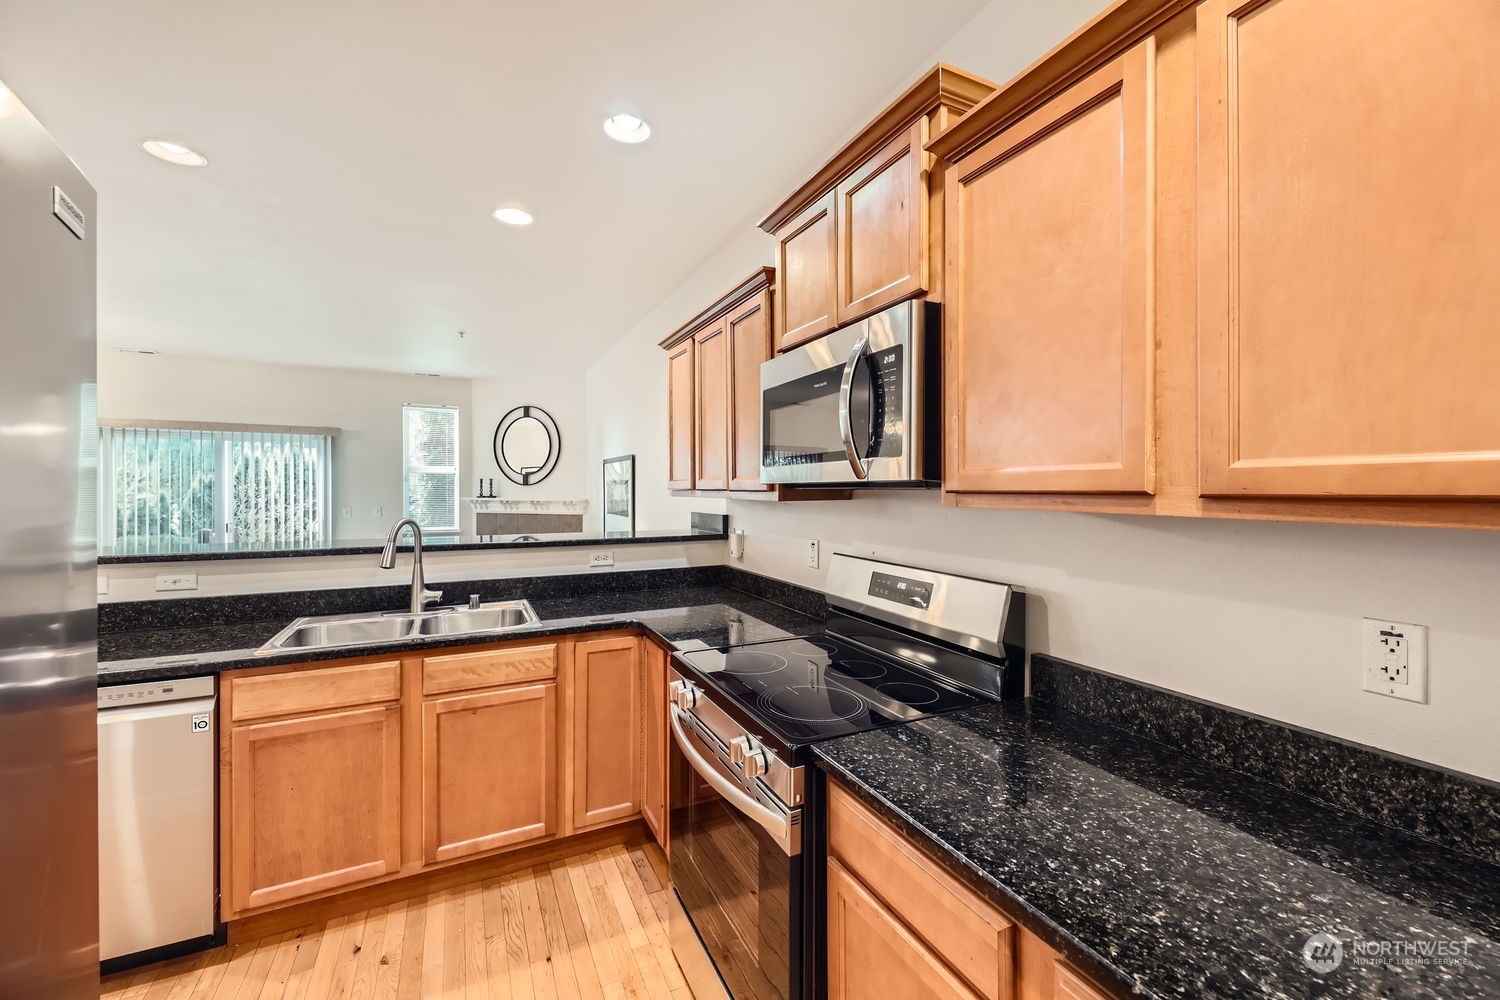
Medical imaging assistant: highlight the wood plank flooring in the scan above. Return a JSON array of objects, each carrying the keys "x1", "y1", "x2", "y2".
[{"x1": 100, "y1": 844, "x2": 692, "y2": 1000}]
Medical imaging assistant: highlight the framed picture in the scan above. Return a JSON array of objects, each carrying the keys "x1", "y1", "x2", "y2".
[{"x1": 602, "y1": 454, "x2": 635, "y2": 535}]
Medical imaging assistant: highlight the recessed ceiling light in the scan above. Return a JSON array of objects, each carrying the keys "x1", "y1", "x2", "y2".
[
  {"x1": 139, "y1": 139, "x2": 209, "y2": 167},
  {"x1": 492, "y1": 206, "x2": 534, "y2": 226},
  {"x1": 603, "y1": 113, "x2": 651, "y2": 144}
]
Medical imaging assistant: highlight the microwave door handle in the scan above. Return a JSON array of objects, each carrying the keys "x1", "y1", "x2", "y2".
[
  {"x1": 838, "y1": 334, "x2": 871, "y2": 480},
  {"x1": 669, "y1": 704, "x2": 797, "y2": 855}
]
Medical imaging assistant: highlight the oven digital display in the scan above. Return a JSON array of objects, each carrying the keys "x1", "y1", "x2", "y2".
[{"x1": 868, "y1": 572, "x2": 933, "y2": 609}]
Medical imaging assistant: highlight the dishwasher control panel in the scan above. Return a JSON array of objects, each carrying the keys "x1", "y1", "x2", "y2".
[{"x1": 98, "y1": 674, "x2": 215, "y2": 707}]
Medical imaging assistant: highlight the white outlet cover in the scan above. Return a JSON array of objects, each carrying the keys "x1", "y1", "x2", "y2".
[
  {"x1": 589, "y1": 551, "x2": 614, "y2": 567},
  {"x1": 729, "y1": 529, "x2": 745, "y2": 560},
  {"x1": 1362, "y1": 618, "x2": 1428, "y2": 703},
  {"x1": 155, "y1": 573, "x2": 199, "y2": 592},
  {"x1": 97, "y1": 573, "x2": 108, "y2": 596}
]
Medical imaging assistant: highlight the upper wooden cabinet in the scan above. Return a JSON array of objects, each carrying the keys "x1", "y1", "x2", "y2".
[
  {"x1": 761, "y1": 64, "x2": 996, "y2": 351},
  {"x1": 944, "y1": 44, "x2": 1154, "y2": 496},
  {"x1": 659, "y1": 268, "x2": 774, "y2": 495},
  {"x1": 1196, "y1": 0, "x2": 1500, "y2": 499},
  {"x1": 665, "y1": 338, "x2": 695, "y2": 491},
  {"x1": 929, "y1": 0, "x2": 1500, "y2": 530}
]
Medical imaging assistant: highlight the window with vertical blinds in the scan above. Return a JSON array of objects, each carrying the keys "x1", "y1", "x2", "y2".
[
  {"x1": 403, "y1": 404, "x2": 459, "y2": 533},
  {"x1": 99, "y1": 421, "x2": 335, "y2": 552}
]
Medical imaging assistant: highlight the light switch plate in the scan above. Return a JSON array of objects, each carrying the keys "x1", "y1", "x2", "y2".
[
  {"x1": 1362, "y1": 618, "x2": 1428, "y2": 703},
  {"x1": 807, "y1": 538, "x2": 820, "y2": 569},
  {"x1": 729, "y1": 529, "x2": 745, "y2": 560},
  {"x1": 97, "y1": 573, "x2": 108, "y2": 596}
]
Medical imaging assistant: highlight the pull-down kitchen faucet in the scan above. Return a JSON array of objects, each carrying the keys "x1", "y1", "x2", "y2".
[{"x1": 380, "y1": 517, "x2": 443, "y2": 613}]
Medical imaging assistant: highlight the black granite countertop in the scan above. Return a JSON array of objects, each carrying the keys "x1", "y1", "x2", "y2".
[
  {"x1": 815, "y1": 699, "x2": 1500, "y2": 1000},
  {"x1": 98, "y1": 526, "x2": 726, "y2": 564},
  {"x1": 98, "y1": 585, "x2": 819, "y2": 685}
]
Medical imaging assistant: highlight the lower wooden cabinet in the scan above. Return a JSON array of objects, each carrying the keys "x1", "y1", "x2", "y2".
[
  {"x1": 640, "y1": 642, "x2": 669, "y2": 850},
  {"x1": 569, "y1": 635, "x2": 643, "y2": 830},
  {"x1": 227, "y1": 704, "x2": 401, "y2": 913},
  {"x1": 828, "y1": 858, "x2": 986, "y2": 1000},
  {"x1": 827, "y1": 779, "x2": 1116, "y2": 1000},
  {"x1": 421, "y1": 682, "x2": 558, "y2": 864}
]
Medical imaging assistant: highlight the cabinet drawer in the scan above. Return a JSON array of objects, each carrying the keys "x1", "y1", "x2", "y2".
[
  {"x1": 421, "y1": 643, "x2": 558, "y2": 695},
  {"x1": 230, "y1": 660, "x2": 401, "y2": 722},
  {"x1": 828, "y1": 783, "x2": 1014, "y2": 1000},
  {"x1": 1055, "y1": 961, "x2": 1113, "y2": 1000}
]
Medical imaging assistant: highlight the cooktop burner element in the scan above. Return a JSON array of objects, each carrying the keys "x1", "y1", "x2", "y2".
[
  {"x1": 681, "y1": 634, "x2": 980, "y2": 745},
  {"x1": 759, "y1": 684, "x2": 868, "y2": 724}
]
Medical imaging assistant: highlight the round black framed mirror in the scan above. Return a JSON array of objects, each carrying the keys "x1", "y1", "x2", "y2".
[{"x1": 493, "y1": 405, "x2": 561, "y2": 486}]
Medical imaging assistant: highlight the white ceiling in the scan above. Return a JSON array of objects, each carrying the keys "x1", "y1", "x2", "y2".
[{"x1": 0, "y1": 0, "x2": 989, "y2": 377}]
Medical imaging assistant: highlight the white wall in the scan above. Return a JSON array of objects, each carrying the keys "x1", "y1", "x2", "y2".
[
  {"x1": 98, "y1": 351, "x2": 474, "y2": 540},
  {"x1": 471, "y1": 371, "x2": 588, "y2": 505},
  {"x1": 578, "y1": 0, "x2": 1500, "y2": 783}
]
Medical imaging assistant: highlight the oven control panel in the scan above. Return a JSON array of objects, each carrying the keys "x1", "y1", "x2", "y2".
[{"x1": 867, "y1": 571, "x2": 933, "y2": 610}]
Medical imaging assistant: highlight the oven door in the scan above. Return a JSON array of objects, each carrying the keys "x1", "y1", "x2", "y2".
[
  {"x1": 760, "y1": 300, "x2": 921, "y2": 485},
  {"x1": 669, "y1": 703, "x2": 801, "y2": 1000}
]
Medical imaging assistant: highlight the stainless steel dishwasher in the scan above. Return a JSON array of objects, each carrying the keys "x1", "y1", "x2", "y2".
[{"x1": 97, "y1": 676, "x2": 218, "y2": 965}]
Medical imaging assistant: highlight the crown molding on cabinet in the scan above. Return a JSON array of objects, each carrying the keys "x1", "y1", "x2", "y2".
[{"x1": 657, "y1": 266, "x2": 776, "y2": 349}]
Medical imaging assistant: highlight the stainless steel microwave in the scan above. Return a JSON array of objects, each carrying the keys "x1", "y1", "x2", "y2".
[{"x1": 760, "y1": 299, "x2": 940, "y2": 486}]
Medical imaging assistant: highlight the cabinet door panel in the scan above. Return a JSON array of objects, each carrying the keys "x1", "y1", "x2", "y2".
[
  {"x1": 727, "y1": 291, "x2": 772, "y2": 490},
  {"x1": 640, "y1": 644, "x2": 668, "y2": 849},
  {"x1": 230, "y1": 705, "x2": 400, "y2": 912},
  {"x1": 571, "y1": 637, "x2": 642, "y2": 830},
  {"x1": 827, "y1": 860, "x2": 986, "y2": 1000},
  {"x1": 776, "y1": 192, "x2": 838, "y2": 351},
  {"x1": 946, "y1": 46, "x2": 1154, "y2": 495},
  {"x1": 837, "y1": 120, "x2": 928, "y2": 323},
  {"x1": 422, "y1": 683, "x2": 557, "y2": 864},
  {"x1": 1199, "y1": 0, "x2": 1500, "y2": 497},
  {"x1": 694, "y1": 320, "x2": 730, "y2": 491},
  {"x1": 666, "y1": 340, "x2": 695, "y2": 490}
]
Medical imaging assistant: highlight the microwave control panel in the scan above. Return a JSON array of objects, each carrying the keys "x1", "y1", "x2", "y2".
[{"x1": 867, "y1": 346, "x2": 904, "y2": 457}]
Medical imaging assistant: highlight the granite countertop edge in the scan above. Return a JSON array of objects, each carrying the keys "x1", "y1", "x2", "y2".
[
  {"x1": 813, "y1": 751, "x2": 1143, "y2": 999},
  {"x1": 97, "y1": 528, "x2": 727, "y2": 565},
  {"x1": 97, "y1": 589, "x2": 818, "y2": 686}
]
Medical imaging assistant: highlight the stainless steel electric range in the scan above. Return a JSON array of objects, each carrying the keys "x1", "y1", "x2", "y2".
[{"x1": 667, "y1": 554, "x2": 1025, "y2": 1000}]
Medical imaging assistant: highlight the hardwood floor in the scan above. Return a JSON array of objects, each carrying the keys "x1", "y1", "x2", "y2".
[{"x1": 101, "y1": 843, "x2": 692, "y2": 1000}]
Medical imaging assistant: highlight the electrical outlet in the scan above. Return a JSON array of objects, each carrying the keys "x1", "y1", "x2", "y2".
[
  {"x1": 97, "y1": 573, "x2": 108, "y2": 596},
  {"x1": 1362, "y1": 618, "x2": 1428, "y2": 703},
  {"x1": 341, "y1": 506, "x2": 352, "y2": 519},
  {"x1": 372, "y1": 505, "x2": 383, "y2": 518},
  {"x1": 589, "y1": 552, "x2": 614, "y2": 568},
  {"x1": 807, "y1": 538, "x2": 820, "y2": 569},
  {"x1": 155, "y1": 573, "x2": 199, "y2": 592},
  {"x1": 729, "y1": 529, "x2": 745, "y2": 560}
]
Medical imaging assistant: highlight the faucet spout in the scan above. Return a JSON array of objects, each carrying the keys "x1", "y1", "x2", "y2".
[{"x1": 379, "y1": 517, "x2": 443, "y2": 613}]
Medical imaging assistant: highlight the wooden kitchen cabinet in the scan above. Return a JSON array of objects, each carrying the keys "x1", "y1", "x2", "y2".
[
  {"x1": 659, "y1": 268, "x2": 773, "y2": 496},
  {"x1": 760, "y1": 65, "x2": 996, "y2": 350},
  {"x1": 666, "y1": 338, "x2": 695, "y2": 490},
  {"x1": 693, "y1": 317, "x2": 730, "y2": 491},
  {"x1": 774, "y1": 192, "x2": 838, "y2": 350},
  {"x1": 228, "y1": 703, "x2": 401, "y2": 914},
  {"x1": 1196, "y1": 0, "x2": 1500, "y2": 499},
  {"x1": 929, "y1": 0, "x2": 1500, "y2": 530},
  {"x1": 943, "y1": 42, "x2": 1154, "y2": 496},
  {"x1": 828, "y1": 859, "x2": 986, "y2": 1000},
  {"x1": 828, "y1": 780, "x2": 1119, "y2": 1000},
  {"x1": 640, "y1": 642, "x2": 669, "y2": 850},
  {"x1": 569, "y1": 635, "x2": 642, "y2": 830},
  {"x1": 421, "y1": 682, "x2": 558, "y2": 864}
]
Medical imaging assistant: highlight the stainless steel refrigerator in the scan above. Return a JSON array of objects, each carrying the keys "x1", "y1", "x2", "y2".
[{"x1": 0, "y1": 80, "x2": 99, "y2": 999}]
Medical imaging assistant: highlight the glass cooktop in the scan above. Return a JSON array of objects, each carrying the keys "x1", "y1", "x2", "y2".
[{"x1": 678, "y1": 635, "x2": 979, "y2": 745}]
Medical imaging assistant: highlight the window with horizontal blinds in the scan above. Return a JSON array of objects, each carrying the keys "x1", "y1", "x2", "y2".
[
  {"x1": 403, "y1": 404, "x2": 459, "y2": 533},
  {"x1": 100, "y1": 422, "x2": 334, "y2": 552}
]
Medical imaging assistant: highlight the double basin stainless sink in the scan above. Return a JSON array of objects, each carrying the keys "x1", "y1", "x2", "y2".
[{"x1": 259, "y1": 600, "x2": 539, "y2": 653}]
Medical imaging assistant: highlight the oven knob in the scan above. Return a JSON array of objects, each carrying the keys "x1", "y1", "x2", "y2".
[
  {"x1": 670, "y1": 680, "x2": 699, "y2": 710},
  {"x1": 730, "y1": 737, "x2": 769, "y2": 779}
]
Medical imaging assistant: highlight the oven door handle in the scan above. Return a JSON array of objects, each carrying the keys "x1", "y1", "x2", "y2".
[
  {"x1": 669, "y1": 704, "x2": 798, "y2": 856},
  {"x1": 837, "y1": 334, "x2": 871, "y2": 481}
]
